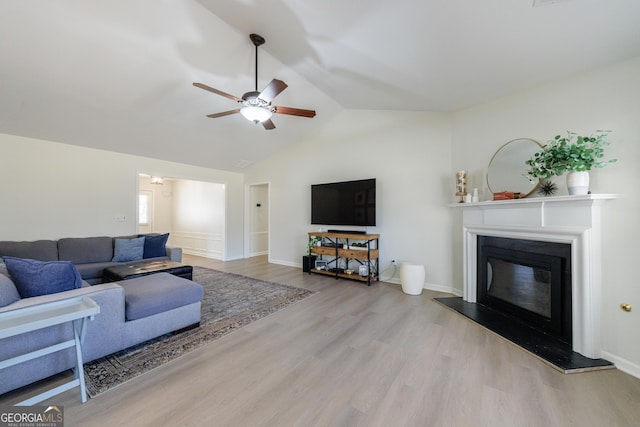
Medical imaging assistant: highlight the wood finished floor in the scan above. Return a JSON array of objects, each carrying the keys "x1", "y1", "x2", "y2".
[{"x1": 2, "y1": 255, "x2": 640, "y2": 426}]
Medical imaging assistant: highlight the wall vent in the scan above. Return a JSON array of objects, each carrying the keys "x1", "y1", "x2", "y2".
[
  {"x1": 234, "y1": 159, "x2": 254, "y2": 169},
  {"x1": 533, "y1": 0, "x2": 570, "y2": 7}
]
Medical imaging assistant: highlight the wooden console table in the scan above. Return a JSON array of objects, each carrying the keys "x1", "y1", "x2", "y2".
[
  {"x1": 0, "y1": 296, "x2": 100, "y2": 405},
  {"x1": 308, "y1": 232, "x2": 379, "y2": 285}
]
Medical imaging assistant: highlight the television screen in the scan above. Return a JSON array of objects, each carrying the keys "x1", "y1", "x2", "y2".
[{"x1": 311, "y1": 179, "x2": 376, "y2": 226}]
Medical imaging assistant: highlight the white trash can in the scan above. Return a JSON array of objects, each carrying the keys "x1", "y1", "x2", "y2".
[{"x1": 399, "y1": 263, "x2": 425, "y2": 295}]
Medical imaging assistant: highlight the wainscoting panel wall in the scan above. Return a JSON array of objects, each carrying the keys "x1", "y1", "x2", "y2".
[{"x1": 172, "y1": 231, "x2": 224, "y2": 260}]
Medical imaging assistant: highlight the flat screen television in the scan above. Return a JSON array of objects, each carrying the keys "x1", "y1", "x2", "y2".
[{"x1": 311, "y1": 178, "x2": 376, "y2": 226}]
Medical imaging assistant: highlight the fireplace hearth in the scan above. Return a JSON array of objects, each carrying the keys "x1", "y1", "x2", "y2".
[{"x1": 434, "y1": 296, "x2": 613, "y2": 372}]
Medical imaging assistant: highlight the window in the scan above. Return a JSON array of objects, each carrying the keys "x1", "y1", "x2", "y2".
[{"x1": 139, "y1": 191, "x2": 152, "y2": 226}]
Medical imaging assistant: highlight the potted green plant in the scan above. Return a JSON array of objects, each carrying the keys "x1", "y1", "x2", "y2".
[
  {"x1": 525, "y1": 131, "x2": 617, "y2": 195},
  {"x1": 302, "y1": 236, "x2": 322, "y2": 272},
  {"x1": 307, "y1": 236, "x2": 322, "y2": 255}
]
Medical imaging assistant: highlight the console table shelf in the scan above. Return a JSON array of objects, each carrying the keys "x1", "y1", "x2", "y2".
[{"x1": 307, "y1": 232, "x2": 379, "y2": 285}]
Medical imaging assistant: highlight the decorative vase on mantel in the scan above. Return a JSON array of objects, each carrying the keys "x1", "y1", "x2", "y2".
[
  {"x1": 566, "y1": 171, "x2": 590, "y2": 195},
  {"x1": 525, "y1": 131, "x2": 617, "y2": 197}
]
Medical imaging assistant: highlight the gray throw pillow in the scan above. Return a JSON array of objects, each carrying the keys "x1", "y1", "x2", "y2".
[
  {"x1": 112, "y1": 237, "x2": 145, "y2": 262},
  {"x1": 3, "y1": 257, "x2": 83, "y2": 298},
  {"x1": 0, "y1": 273, "x2": 21, "y2": 307}
]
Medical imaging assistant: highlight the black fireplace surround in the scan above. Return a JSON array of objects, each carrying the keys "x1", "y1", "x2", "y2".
[{"x1": 477, "y1": 236, "x2": 572, "y2": 345}]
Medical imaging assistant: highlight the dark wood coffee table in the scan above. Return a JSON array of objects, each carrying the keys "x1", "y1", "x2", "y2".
[{"x1": 103, "y1": 261, "x2": 193, "y2": 282}]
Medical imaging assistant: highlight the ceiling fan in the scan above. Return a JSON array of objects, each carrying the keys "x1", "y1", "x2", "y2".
[{"x1": 193, "y1": 33, "x2": 316, "y2": 130}]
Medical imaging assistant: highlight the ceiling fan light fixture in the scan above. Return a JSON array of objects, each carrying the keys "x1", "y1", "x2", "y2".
[
  {"x1": 193, "y1": 33, "x2": 315, "y2": 129},
  {"x1": 240, "y1": 106, "x2": 272, "y2": 123}
]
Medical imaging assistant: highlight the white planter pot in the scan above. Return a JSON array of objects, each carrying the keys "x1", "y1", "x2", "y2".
[
  {"x1": 399, "y1": 263, "x2": 425, "y2": 295},
  {"x1": 566, "y1": 171, "x2": 590, "y2": 195}
]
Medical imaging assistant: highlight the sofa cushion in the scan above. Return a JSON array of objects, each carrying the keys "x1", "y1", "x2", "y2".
[
  {"x1": 58, "y1": 236, "x2": 113, "y2": 264},
  {"x1": 3, "y1": 257, "x2": 83, "y2": 298},
  {"x1": 113, "y1": 235, "x2": 138, "y2": 240},
  {"x1": 119, "y1": 273, "x2": 203, "y2": 321},
  {"x1": 0, "y1": 240, "x2": 58, "y2": 261},
  {"x1": 0, "y1": 273, "x2": 21, "y2": 307},
  {"x1": 141, "y1": 233, "x2": 169, "y2": 258},
  {"x1": 112, "y1": 237, "x2": 145, "y2": 262}
]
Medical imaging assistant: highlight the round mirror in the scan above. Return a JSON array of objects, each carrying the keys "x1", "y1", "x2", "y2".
[{"x1": 487, "y1": 138, "x2": 542, "y2": 197}]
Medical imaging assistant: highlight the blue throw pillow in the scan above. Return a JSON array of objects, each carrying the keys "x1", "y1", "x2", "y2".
[
  {"x1": 141, "y1": 233, "x2": 169, "y2": 258},
  {"x1": 0, "y1": 273, "x2": 21, "y2": 307},
  {"x1": 112, "y1": 237, "x2": 145, "y2": 262},
  {"x1": 3, "y1": 257, "x2": 83, "y2": 298}
]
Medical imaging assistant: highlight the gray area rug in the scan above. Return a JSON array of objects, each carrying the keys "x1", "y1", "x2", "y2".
[{"x1": 83, "y1": 266, "x2": 314, "y2": 397}]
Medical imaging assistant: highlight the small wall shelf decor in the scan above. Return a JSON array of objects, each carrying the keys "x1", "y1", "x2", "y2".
[
  {"x1": 537, "y1": 180, "x2": 558, "y2": 196},
  {"x1": 307, "y1": 231, "x2": 379, "y2": 285},
  {"x1": 455, "y1": 170, "x2": 467, "y2": 202}
]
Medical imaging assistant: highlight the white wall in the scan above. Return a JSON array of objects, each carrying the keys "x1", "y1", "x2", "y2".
[
  {"x1": 245, "y1": 109, "x2": 455, "y2": 293},
  {"x1": 171, "y1": 179, "x2": 226, "y2": 260},
  {"x1": 452, "y1": 56, "x2": 640, "y2": 377},
  {"x1": 0, "y1": 134, "x2": 244, "y2": 260}
]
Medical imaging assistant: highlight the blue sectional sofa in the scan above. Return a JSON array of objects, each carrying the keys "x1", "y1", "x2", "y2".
[
  {"x1": 0, "y1": 235, "x2": 182, "y2": 284},
  {"x1": 0, "y1": 235, "x2": 203, "y2": 396}
]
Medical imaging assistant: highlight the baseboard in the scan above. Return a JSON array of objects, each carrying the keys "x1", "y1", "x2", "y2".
[
  {"x1": 270, "y1": 258, "x2": 301, "y2": 268},
  {"x1": 429, "y1": 284, "x2": 463, "y2": 296},
  {"x1": 268, "y1": 259, "x2": 463, "y2": 296},
  {"x1": 183, "y1": 248, "x2": 223, "y2": 260},
  {"x1": 601, "y1": 350, "x2": 640, "y2": 379},
  {"x1": 382, "y1": 277, "x2": 461, "y2": 296}
]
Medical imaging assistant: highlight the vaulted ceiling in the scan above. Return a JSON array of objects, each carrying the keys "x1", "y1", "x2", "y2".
[{"x1": 1, "y1": 1, "x2": 639, "y2": 172}]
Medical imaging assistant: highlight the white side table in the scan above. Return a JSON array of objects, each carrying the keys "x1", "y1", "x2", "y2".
[
  {"x1": 0, "y1": 296, "x2": 100, "y2": 405},
  {"x1": 399, "y1": 263, "x2": 425, "y2": 295}
]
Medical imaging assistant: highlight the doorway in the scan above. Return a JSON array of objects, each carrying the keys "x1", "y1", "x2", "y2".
[
  {"x1": 245, "y1": 183, "x2": 269, "y2": 258},
  {"x1": 138, "y1": 174, "x2": 226, "y2": 260}
]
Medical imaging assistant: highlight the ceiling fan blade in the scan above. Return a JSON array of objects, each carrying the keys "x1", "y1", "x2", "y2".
[
  {"x1": 206, "y1": 109, "x2": 241, "y2": 118},
  {"x1": 193, "y1": 82, "x2": 243, "y2": 103},
  {"x1": 262, "y1": 119, "x2": 276, "y2": 130},
  {"x1": 274, "y1": 106, "x2": 316, "y2": 118},
  {"x1": 258, "y1": 79, "x2": 288, "y2": 103}
]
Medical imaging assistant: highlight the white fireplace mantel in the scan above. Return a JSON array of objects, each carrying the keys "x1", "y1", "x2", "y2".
[{"x1": 451, "y1": 194, "x2": 617, "y2": 358}]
